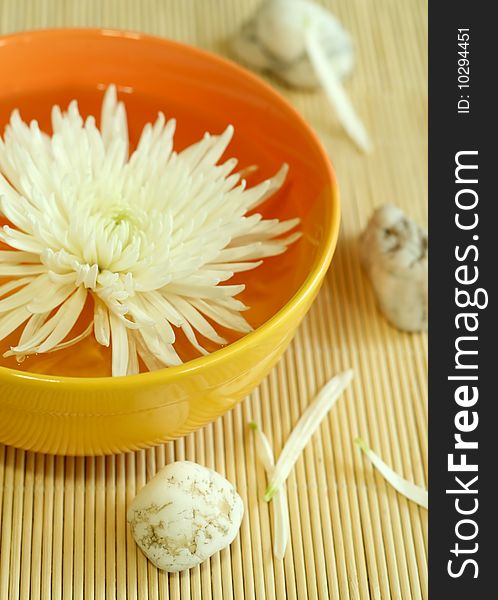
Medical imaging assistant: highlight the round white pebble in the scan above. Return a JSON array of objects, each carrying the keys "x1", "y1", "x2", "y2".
[{"x1": 127, "y1": 461, "x2": 244, "y2": 572}]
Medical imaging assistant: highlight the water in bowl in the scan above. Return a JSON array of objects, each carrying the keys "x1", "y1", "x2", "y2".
[{"x1": 0, "y1": 87, "x2": 320, "y2": 377}]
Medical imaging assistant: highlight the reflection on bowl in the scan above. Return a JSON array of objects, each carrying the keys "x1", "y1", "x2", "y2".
[{"x1": 0, "y1": 29, "x2": 339, "y2": 455}]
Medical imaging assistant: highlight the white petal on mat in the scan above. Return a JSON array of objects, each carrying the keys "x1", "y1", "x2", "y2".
[
  {"x1": 305, "y1": 28, "x2": 371, "y2": 153},
  {"x1": 249, "y1": 421, "x2": 275, "y2": 472},
  {"x1": 355, "y1": 438, "x2": 428, "y2": 509},
  {"x1": 249, "y1": 421, "x2": 290, "y2": 560},
  {"x1": 264, "y1": 370, "x2": 354, "y2": 501},
  {"x1": 272, "y1": 481, "x2": 290, "y2": 560}
]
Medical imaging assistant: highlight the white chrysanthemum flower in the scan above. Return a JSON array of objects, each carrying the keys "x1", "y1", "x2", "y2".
[{"x1": 0, "y1": 85, "x2": 299, "y2": 376}]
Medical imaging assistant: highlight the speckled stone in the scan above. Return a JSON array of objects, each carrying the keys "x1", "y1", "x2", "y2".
[{"x1": 127, "y1": 461, "x2": 244, "y2": 572}]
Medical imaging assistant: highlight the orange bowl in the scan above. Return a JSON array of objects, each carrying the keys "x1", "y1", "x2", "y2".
[{"x1": 0, "y1": 29, "x2": 339, "y2": 455}]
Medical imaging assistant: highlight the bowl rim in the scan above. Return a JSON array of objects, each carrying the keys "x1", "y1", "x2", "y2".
[{"x1": 0, "y1": 27, "x2": 340, "y2": 389}]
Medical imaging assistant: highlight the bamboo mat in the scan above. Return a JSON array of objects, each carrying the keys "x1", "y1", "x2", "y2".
[{"x1": 0, "y1": 0, "x2": 428, "y2": 598}]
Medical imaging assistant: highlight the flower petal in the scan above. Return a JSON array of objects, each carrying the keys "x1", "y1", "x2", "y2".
[
  {"x1": 189, "y1": 298, "x2": 252, "y2": 334},
  {"x1": 94, "y1": 299, "x2": 111, "y2": 347},
  {"x1": 0, "y1": 251, "x2": 40, "y2": 264},
  {"x1": 36, "y1": 287, "x2": 88, "y2": 353},
  {"x1": 139, "y1": 326, "x2": 182, "y2": 367},
  {"x1": 0, "y1": 306, "x2": 31, "y2": 340},
  {"x1": 45, "y1": 321, "x2": 93, "y2": 354},
  {"x1": 0, "y1": 263, "x2": 47, "y2": 277},
  {"x1": 109, "y1": 310, "x2": 129, "y2": 377},
  {"x1": 100, "y1": 84, "x2": 129, "y2": 158},
  {"x1": 165, "y1": 294, "x2": 227, "y2": 345},
  {"x1": 126, "y1": 330, "x2": 140, "y2": 375},
  {"x1": 246, "y1": 163, "x2": 289, "y2": 210},
  {"x1": 0, "y1": 275, "x2": 50, "y2": 313},
  {"x1": 264, "y1": 370, "x2": 354, "y2": 502},
  {"x1": 0, "y1": 277, "x2": 36, "y2": 299},
  {"x1": 248, "y1": 421, "x2": 290, "y2": 560},
  {"x1": 27, "y1": 282, "x2": 77, "y2": 314},
  {"x1": 355, "y1": 438, "x2": 428, "y2": 509}
]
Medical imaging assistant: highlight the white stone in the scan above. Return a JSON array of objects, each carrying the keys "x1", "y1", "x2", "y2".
[
  {"x1": 231, "y1": 0, "x2": 354, "y2": 88},
  {"x1": 127, "y1": 461, "x2": 244, "y2": 572},
  {"x1": 360, "y1": 205, "x2": 428, "y2": 332}
]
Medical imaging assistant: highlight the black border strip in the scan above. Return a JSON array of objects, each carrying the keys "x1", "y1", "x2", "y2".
[{"x1": 429, "y1": 3, "x2": 493, "y2": 595}]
